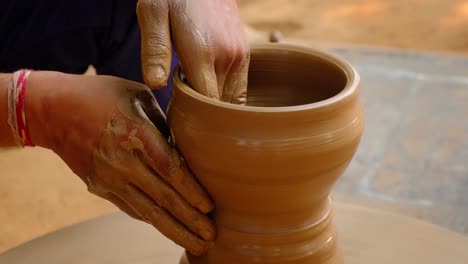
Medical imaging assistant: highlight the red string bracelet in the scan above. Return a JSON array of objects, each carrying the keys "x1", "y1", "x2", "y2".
[{"x1": 8, "y1": 69, "x2": 35, "y2": 147}]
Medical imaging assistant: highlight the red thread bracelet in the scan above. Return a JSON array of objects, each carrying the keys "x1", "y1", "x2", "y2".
[
  {"x1": 9, "y1": 69, "x2": 35, "y2": 147},
  {"x1": 16, "y1": 70, "x2": 34, "y2": 146}
]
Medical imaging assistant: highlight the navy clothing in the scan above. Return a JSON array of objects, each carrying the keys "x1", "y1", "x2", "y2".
[{"x1": 0, "y1": 0, "x2": 176, "y2": 111}]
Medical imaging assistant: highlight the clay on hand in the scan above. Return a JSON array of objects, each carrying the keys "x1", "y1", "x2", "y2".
[
  {"x1": 31, "y1": 74, "x2": 215, "y2": 256},
  {"x1": 137, "y1": 0, "x2": 250, "y2": 104}
]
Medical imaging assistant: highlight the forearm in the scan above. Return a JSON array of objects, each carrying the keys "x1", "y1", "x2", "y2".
[{"x1": 0, "y1": 71, "x2": 62, "y2": 149}]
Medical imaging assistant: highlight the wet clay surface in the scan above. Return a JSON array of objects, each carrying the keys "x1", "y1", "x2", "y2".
[
  {"x1": 2, "y1": 204, "x2": 468, "y2": 264},
  {"x1": 168, "y1": 43, "x2": 363, "y2": 263},
  {"x1": 246, "y1": 49, "x2": 347, "y2": 107}
]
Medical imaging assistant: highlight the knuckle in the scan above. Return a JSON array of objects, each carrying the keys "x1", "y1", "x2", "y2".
[
  {"x1": 145, "y1": 204, "x2": 165, "y2": 223},
  {"x1": 136, "y1": 0, "x2": 152, "y2": 16},
  {"x1": 234, "y1": 51, "x2": 245, "y2": 67},
  {"x1": 230, "y1": 52, "x2": 244, "y2": 70},
  {"x1": 142, "y1": 42, "x2": 171, "y2": 59},
  {"x1": 224, "y1": 43, "x2": 249, "y2": 69},
  {"x1": 223, "y1": 44, "x2": 237, "y2": 59},
  {"x1": 160, "y1": 191, "x2": 177, "y2": 210},
  {"x1": 136, "y1": 0, "x2": 147, "y2": 12},
  {"x1": 137, "y1": 0, "x2": 167, "y2": 15},
  {"x1": 199, "y1": 45, "x2": 216, "y2": 63},
  {"x1": 170, "y1": 0, "x2": 185, "y2": 11}
]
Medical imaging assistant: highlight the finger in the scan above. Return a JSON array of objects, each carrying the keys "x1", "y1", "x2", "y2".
[
  {"x1": 131, "y1": 159, "x2": 215, "y2": 241},
  {"x1": 88, "y1": 187, "x2": 143, "y2": 221},
  {"x1": 135, "y1": 90, "x2": 170, "y2": 139},
  {"x1": 106, "y1": 192, "x2": 145, "y2": 221},
  {"x1": 223, "y1": 51, "x2": 250, "y2": 104},
  {"x1": 133, "y1": 99, "x2": 214, "y2": 214},
  {"x1": 214, "y1": 53, "x2": 234, "y2": 99},
  {"x1": 168, "y1": 6, "x2": 219, "y2": 99},
  {"x1": 140, "y1": 124, "x2": 215, "y2": 214},
  {"x1": 185, "y1": 62, "x2": 219, "y2": 100},
  {"x1": 168, "y1": 151, "x2": 215, "y2": 214},
  {"x1": 120, "y1": 184, "x2": 212, "y2": 256},
  {"x1": 131, "y1": 95, "x2": 215, "y2": 214},
  {"x1": 137, "y1": 0, "x2": 172, "y2": 89}
]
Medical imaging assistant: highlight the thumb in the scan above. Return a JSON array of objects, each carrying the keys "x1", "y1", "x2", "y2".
[
  {"x1": 135, "y1": 89, "x2": 169, "y2": 139},
  {"x1": 137, "y1": 0, "x2": 172, "y2": 89}
]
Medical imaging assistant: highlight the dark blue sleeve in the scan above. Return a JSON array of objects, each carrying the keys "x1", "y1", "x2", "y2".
[{"x1": 0, "y1": 0, "x2": 176, "y2": 112}]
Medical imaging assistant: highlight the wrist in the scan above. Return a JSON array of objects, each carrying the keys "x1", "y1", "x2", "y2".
[{"x1": 26, "y1": 71, "x2": 67, "y2": 149}]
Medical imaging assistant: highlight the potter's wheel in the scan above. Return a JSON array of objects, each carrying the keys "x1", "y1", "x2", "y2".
[{"x1": 1, "y1": 203, "x2": 468, "y2": 264}]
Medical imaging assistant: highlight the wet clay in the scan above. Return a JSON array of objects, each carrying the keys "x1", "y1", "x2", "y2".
[{"x1": 167, "y1": 43, "x2": 364, "y2": 264}]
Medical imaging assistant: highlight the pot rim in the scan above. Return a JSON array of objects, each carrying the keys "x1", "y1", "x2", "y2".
[{"x1": 173, "y1": 43, "x2": 360, "y2": 113}]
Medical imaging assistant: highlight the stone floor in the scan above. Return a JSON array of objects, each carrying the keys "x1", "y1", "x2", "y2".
[{"x1": 329, "y1": 46, "x2": 468, "y2": 234}]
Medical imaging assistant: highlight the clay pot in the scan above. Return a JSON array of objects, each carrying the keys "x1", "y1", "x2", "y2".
[{"x1": 167, "y1": 43, "x2": 364, "y2": 264}]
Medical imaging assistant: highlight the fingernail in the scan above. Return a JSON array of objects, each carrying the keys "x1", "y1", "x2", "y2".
[{"x1": 147, "y1": 65, "x2": 167, "y2": 86}]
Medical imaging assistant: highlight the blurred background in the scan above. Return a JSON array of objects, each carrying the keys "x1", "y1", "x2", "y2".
[
  {"x1": 1, "y1": 0, "x2": 468, "y2": 253},
  {"x1": 241, "y1": 0, "x2": 468, "y2": 53}
]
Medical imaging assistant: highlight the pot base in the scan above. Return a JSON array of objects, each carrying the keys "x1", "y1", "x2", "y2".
[{"x1": 179, "y1": 200, "x2": 343, "y2": 264}]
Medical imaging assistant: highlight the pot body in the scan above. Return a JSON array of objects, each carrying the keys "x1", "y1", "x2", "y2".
[{"x1": 167, "y1": 43, "x2": 364, "y2": 264}]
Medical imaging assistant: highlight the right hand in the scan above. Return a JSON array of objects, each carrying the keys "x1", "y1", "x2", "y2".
[
  {"x1": 137, "y1": 0, "x2": 250, "y2": 104},
  {"x1": 27, "y1": 72, "x2": 216, "y2": 255}
]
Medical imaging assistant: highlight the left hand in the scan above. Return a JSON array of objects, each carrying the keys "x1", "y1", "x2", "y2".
[
  {"x1": 137, "y1": 0, "x2": 250, "y2": 104},
  {"x1": 27, "y1": 72, "x2": 215, "y2": 255}
]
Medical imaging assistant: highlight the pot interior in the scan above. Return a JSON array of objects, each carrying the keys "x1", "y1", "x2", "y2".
[{"x1": 246, "y1": 48, "x2": 348, "y2": 107}]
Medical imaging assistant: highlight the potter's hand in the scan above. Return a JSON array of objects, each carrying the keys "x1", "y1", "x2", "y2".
[
  {"x1": 28, "y1": 72, "x2": 215, "y2": 256},
  {"x1": 137, "y1": 0, "x2": 250, "y2": 104}
]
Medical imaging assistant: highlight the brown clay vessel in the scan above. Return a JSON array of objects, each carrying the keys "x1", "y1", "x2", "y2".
[{"x1": 167, "y1": 43, "x2": 364, "y2": 264}]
